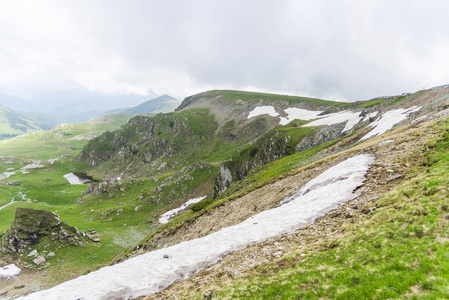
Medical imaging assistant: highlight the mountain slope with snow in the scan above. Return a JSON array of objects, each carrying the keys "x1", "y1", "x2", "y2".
[{"x1": 3, "y1": 87, "x2": 449, "y2": 299}]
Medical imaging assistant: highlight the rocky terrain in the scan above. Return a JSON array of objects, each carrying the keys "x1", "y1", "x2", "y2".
[
  {"x1": 2, "y1": 87, "x2": 449, "y2": 299},
  {"x1": 1, "y1": 208, "x2": 93, "y2": 255},
  {"x1": 138, "y1": 111, "x2": 437, "y2": 299}
]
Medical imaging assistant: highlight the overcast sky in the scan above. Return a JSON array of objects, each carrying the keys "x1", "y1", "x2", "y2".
[{"x1": 0, "y1": 0, "x2": 448, "y2": 102}]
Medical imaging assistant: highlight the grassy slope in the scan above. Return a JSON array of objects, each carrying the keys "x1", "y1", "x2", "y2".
[
  {"x1": 198, "y1": 90, "x2": 352, "y2": 107},
  {"x1": 0, "y1": 106, "x2": 58, "y2": 138},
  {"x1": 111, "y1": 138, "x2": 339, "y2": 264},
  {"x1": 0, "y1": 114, "x2": 132, "y2": 160},
  {"x1": 209, "y1": 118, "x2": 449, "y2": 299},
  {"x1": 0, "y1": 114, "x2": 137, "y2": 284},
  {"x1": 0, "y1": 89, "x2": 394, "y2": 291}
]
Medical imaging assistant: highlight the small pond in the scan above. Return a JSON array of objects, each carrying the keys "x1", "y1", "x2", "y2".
[{"x1": 63, "y1": 173, "x2": 98, "y2": 185}]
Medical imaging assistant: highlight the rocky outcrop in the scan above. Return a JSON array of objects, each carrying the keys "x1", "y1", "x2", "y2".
[
  {"x1": 296, "y1": 122, "x2": 345, "y2": 152},
  {"x1": 0, "y1": 208, "x2": 91, "y2": 254},
  {"x1": 215, "y1": 122, "x2": 349, "y2": 195}
]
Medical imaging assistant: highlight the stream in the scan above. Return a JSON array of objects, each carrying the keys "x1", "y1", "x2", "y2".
[{"x1": 0, "y1": 189, "x2": 30, "y2": 211}]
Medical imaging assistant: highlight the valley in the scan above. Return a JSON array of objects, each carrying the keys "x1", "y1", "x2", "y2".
[{"x1": 0, "y1": 88, "x2": 449, "y2": 299}]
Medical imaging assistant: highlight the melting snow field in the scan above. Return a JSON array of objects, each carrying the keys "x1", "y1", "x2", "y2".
[
  {"x1": 247, "y1": 106, "x2": 325, "y2": 126},
  {"x1": 247, "y1": 106, "x2": 279, "y2": 119},
  {"x1": 159, "y1": 196, "x2": 207, "y2": 224},
  {"x1": 63, "y1": 173, "x2": 93, "y2": 185},
  {"x1": 247, "y1": 106, "x2": 363, "y2": 132},
  {"x1": 360, "y1": 107, "x2": 421, "y2": 141},
  {"x1": 21, "y1": 154, "x2": 374, "y2": 300},
  {"x1": 304, "y1": 111, "x2": 363, "y2": 133},
  {"x1": 0, "y1": 264, "x2": 21, "y2": 278},
  {"x1": 279, "y1": 108, "x2": 324, "y2": 125}
]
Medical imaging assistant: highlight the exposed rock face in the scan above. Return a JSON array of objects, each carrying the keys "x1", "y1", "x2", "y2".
[
  {"x1": 214, "y1": 122, "x2": 347, "y2": 195},
  {"x1": 0, "y1": 208, "x2": 91, "y2": 254},
  {"x1": 296, "y1": 122, "x2": 345, "y2": 152}
]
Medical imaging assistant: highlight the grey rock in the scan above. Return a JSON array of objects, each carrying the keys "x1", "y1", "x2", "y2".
[
  {"x1": 33, "y1": 256, "x2": 46, "y2": 265},
  {"x1": 386, "y1": 174, "x2": 403, "y2": 182}
]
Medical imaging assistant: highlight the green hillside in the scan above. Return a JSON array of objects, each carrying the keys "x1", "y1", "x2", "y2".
[
  {"x1": 0, "y1": 105, "x2": 58, "y2": 139},
  {"x1": 2, "y1": 87, "x2": 448, "y2": 299}
]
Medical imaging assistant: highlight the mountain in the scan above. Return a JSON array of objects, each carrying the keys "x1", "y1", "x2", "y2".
[
  {"x1": 31, "y1": 88, "x2": 158, "y2": 123},
  {"x1": 105, "y1": 94, "x2": 180, "y2": 115},
  {"x1": 0, "y1": 105, "x2": 58, "y2": 139},
  {"x1": 0, "y1": 92, "x2": 38, "y2": 112},
  {"x1": 3, "y1": 87, "x2": 449, "y2": 298}
]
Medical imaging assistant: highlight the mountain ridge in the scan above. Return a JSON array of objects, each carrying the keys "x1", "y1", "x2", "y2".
[{"x1": 105, "y1": 94, "x2": 179, "y2": 115}]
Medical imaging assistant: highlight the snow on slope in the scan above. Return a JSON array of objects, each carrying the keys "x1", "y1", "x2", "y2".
[
  {"x1": 303, "y1": 111, "x2": 362, "y2": 133},
  {"x1": 21, "y1": 154, "x2": 374, "y2": 300},
  {"x1": 360, "y1": 106, "x2": 420, "y2": 141},
  {"x1": 159, "y1": 196, "x2": 207, "y2": 224},
  {"x1": 0, "y1": 264, "x2": 21, "y2": 278},
  {"x1": 247, "y1": 106, "x2": 279, "y2": 119},
  {"x1": 247, "y1": 105, "x2": 365, "y2": 133},
  {"x1": 63, "y1": 173, "x2": 93, "y2": 185},
  {"x1": 279, "y1": 108, "x2": 324, "y2": 125}
]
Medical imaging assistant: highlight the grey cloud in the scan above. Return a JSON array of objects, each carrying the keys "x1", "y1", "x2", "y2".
[{"x1": 0, "y1": 0, "x2": 448, "y2": 103}]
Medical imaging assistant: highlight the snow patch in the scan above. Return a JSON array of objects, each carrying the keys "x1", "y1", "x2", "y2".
[
  {"x1": 360, "y1": 106, "x2": 421, "y2": 141},
  {"x1": 247, "y1": 106, "x2": 279, "y2": 119},
  {"x1": 21, "y1": 154, "x2": 374, "y2": 300},
  {"x1": 279, "y1": 108, "x2": 324, "y2": 125},
  {"x1": 159, "y1": 196, "x2": 207, "y2": 224},
  {"x1": 363, "y1": 111, "x2": 378, "y2": 122},
  {"x1": 304, "y1": 111, "x2": 362, "y2": 133},
  {"x1": 63, "y1": 173, "x2": 93, "y2": 185},
  {"x1": 0, "y1": 264, "x2": 21, "y2": 278}
]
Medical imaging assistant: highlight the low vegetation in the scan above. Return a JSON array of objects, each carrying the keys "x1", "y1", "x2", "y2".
[
  {"x1": 2, "y1": 88, "x2": 446, "y2": 298},
  {"x1": 206, "y1": 118, "x2": 449, "y2": 299},
  {"x1": 184, "y1": 90, "x2": 353, "y2": 108}
]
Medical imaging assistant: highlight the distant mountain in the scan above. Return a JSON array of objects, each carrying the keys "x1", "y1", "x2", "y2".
[
  {"x1": 31, "y1": 88, "x2": 158, "y2": 123},
  {"x1": 0, "y1": 92, "x2": 39, "y2": 112},
  {"x1": 107, "y1": 95, "x2": 179, "y2": 115},
  {"x1": 0, "y1": 105, "x2": 58, "y2": 139}
]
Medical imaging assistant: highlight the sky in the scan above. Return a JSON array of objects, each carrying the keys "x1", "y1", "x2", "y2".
[{"x1": 0, "y1": 0, "x2": 448, "y2": 103}]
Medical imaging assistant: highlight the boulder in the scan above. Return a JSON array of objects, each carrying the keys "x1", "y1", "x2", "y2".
[
  {"x1": 33, "y1": 256, "x2": 46, "y2": 265},
  {"x1": 0, "y1": 208, "x2": 90, "y2": 254}
]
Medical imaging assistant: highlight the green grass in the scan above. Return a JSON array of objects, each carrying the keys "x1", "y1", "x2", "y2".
[
  {"x1": 360, "y1": 98, "x2": 389, "y2": 108},
  {"x1": 111, "y1": 138, "x2": 339, "y2": 264},
  {"x1": 211, "y1": 118, "x2": 449, "y2": 299},
  {"x1": 0, "y1": 113, "x2": 145, "y2": 281},
  {"x1": 0, "y1": 114, "x2": 131, "y2": 160},
  {"x1": 202, "y1": 90, "x2": 352, "y2": 107},
  {"x1": 389, "y1": 95, "x2": 409, "y2": 106},
  {"x1": 221, "y1": 139, "x2": 338, "y2": 199}
]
